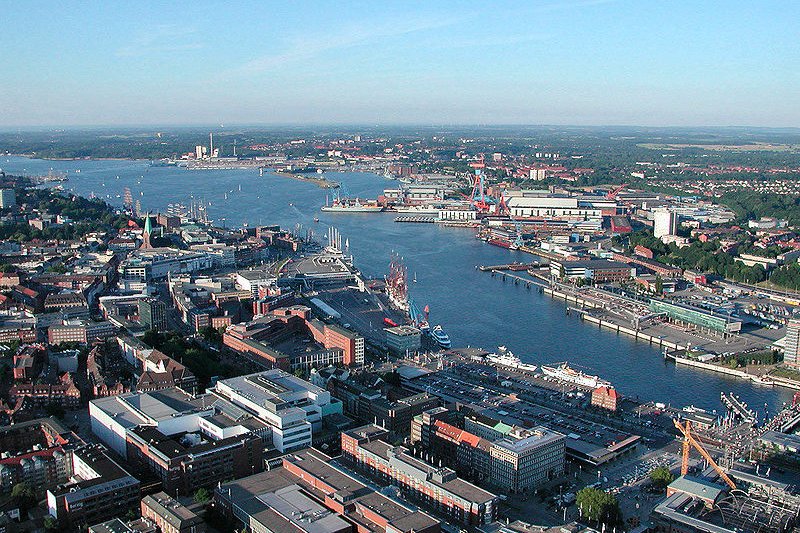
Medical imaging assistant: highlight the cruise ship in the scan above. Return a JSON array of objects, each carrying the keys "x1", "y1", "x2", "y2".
[
  {"x1": 485, "y1": 347, "x2": 537, "y2": 373},
  {"x1": 541, "y1": 362, "x2": 611, "y2": 389},
  {"x1": 431, "y1": 325, "x2": 451, "y2": 349}
]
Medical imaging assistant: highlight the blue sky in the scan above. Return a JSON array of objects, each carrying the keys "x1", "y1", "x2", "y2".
[{"x1": 0, "y1": 0, "x2": 797, "y2": 127}]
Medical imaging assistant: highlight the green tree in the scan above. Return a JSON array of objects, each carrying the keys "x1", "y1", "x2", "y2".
[
  {"x1": 650, "y1": 466, "x2": 674, "y2": 489},
  {"x1": 382, "y1": 370, "x2": 401, "y2": 386},
  {"x1": 194, "y1": 487, "x2": 211, "y2": 504},
  {"x1": 11, "y1": 482, "x2": 37, "y2": 512},
  {"x1": 576, "y1": 487, "x2": 621, "y2": 526},
  {"x1": 43, "y1": 515, "x2": 59, "y2": 531},
  {"x1": 199, "y1": 325, "x2": 222, "y2": 345}
]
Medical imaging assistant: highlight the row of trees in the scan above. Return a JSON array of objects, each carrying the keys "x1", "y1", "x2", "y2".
[
  {"x1": 719, "y1": 191, "x2": 800, "y2": 227},
  {"x1": 627, "y1": 230, "x2": 768, "y2": 284},
  {"x1": 142, "y1": 329, "x2": 236, "y2": 387},
  {"x1": 770, "y1": 263, "x2": 800, "y2": 291}
]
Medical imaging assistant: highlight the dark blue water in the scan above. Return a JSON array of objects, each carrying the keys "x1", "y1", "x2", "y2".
[{"x1": 2, "y1": 156, "x2": 793, "y2": 414}]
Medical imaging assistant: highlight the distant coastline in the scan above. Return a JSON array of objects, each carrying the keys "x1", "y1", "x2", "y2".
[
  {"x1": 274, "y1": 170, "x2": 340, "y2": 189},
  {"x1": 5, "y1": 153, "x2": 144, "y2": 162}
]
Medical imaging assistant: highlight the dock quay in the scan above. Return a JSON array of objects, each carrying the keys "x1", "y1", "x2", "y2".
[
  {"x1": 437, "y1": 220, "x2": 480, "y2": 228},
  {"x1": 394, "y1": 215, "x2": 437, "y2": 223},
  {"x1": 664, "y1": 352, "x2": 780, "y2": 386},
  {"x1": 477, "y1": 262, "x2": 542, "y2": 272},
  {"x1": 485, "y1": 269, "x2": 691, "y2": 350}
]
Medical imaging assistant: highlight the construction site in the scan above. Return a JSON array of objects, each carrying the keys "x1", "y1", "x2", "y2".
[{"x1": 652, "y1": 395, "x2": 800, "y2": 533}]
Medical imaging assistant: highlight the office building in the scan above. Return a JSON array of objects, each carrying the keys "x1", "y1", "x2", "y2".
[
  {"x1": 119, "y1": 249, "x2": 213, "y2": 288},
  {"x1": 784, "y1": 318, "x2": 800, "y2": 367},
  {"x1": 138, "y1": 298, "x2": 167, "y2": 332},
  {"x1": 412, "y1": 409, "x2": 565, "y2": 492},
  {"x1": 48, "y1": 318, "x2": 115, "y2": 345},
  {"x1": 490, "y1": 427, "x2": 566, "y2": 493},
  {"x1": 386, "y1": 325, "x2": 422, "y2": 355},
  {"x1": 414, "y1": 416, "x2": 493, "y2": 483},
  {"x1": 327, "y1": 376, "x2": 438, "y2": 438},
  {"x1": 0, "y1": 189, "x2": 16, "y2": 209},
  {"x1": 322, "y1": 323, "x2": 365, "y2": 366},
  {"x1": 653, "y1": 208, "x2": 678, "y2": 238},
  {"x1": 550, "y1": 259, "x2": 635, "y2": 282},
  {"x1": 215, "y1": 448, "x2": 440, "y2": 533},
  {"x1": 89, "y1": 388, "x2": 267, "y2": 494},
  {"x1": 210, "y1": 370, "x2": 342, "y2": 452},
  {"x1": 341, "y1": 424, "x2": 499, "y2": 526},
  {"x1": 46, "y1": 444, "x2": 140, "y2": 530},
  {"x1": 224, "y1": 312, "x2": 364, "y2": 369}
]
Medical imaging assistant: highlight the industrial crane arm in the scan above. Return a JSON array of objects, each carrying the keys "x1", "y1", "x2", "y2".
[{"x1": 673, "y1": 419, "x2": 737, "y2": 490}]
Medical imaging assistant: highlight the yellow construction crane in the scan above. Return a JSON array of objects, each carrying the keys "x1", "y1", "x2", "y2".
[{"x1": 673, "y1": 419, "x2": 737, "y2": 490}]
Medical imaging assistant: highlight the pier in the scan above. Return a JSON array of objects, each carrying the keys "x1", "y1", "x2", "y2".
[
  {"x1": 721, "y1": 392, "x2": 758, "y2": 424},
  {"x1": 477, "y1": 262, "x2": 543, "y2": 272},
  {"x1": 488, "y1": 270, "x2": 541, "y2": 289}
]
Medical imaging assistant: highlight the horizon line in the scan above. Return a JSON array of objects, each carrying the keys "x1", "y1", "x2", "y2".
[{"x1": 1, "y1": 123, "x2": 800, "y2": 132}]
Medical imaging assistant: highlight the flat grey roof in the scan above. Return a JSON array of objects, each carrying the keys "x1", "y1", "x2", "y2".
[{"x1": 668, "y1": 475, "x2": 726, "y2": 502}]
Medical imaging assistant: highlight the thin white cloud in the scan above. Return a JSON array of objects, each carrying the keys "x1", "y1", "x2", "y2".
[
  {"x1": 116, "y1": 24, "x2": 203, "y2": 57},
  {"x1": 222, "y1": 13, "x2": 469, "y2": 78}
]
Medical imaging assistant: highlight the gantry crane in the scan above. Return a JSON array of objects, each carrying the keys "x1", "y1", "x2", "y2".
[
  {"x1": 673, "y1": 419, "x2": 737, "y2": 490},
  {"x1": 462, "y1": 169, "x2": 495, "y2": 213}
]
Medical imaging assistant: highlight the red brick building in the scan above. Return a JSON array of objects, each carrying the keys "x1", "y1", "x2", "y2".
[
  {"x1": 10, "y1": 373, "x2": 81, "y2": 408},
  {"x1": 634, "y1": 245, "x2": 654, "y2": 259},
  {"x1": 592, "y1": 386, "x2": 621, "y2": 411}
]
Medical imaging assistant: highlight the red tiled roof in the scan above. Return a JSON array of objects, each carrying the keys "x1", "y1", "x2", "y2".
[
  {"x1": 433, "y1": 420, "x2": 484, "y2": 448},
  {"x1": 593, "y1": 386, "x2": 621, "y2": 399}
]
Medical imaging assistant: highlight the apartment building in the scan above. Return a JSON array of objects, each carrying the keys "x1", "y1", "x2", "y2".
[{"x1": 341, "y1": 424, "x2": 499, "y2": 526}]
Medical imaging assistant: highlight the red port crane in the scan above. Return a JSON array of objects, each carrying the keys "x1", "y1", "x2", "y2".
[{"x1": 606, "y1": 183, "x2": 627, "y2": 200}]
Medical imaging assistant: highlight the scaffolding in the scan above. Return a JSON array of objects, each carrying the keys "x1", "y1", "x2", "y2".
[{"x1": 715, "y1": 487, "x2": 800, "y2": 533}]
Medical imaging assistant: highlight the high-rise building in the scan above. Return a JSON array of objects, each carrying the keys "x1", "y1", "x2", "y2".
[
  {"x1": 654, "y1": 208, "x2": 678, "y2": 238},
  {"x1": 784, "y1": 318, "x2": 800, "y2": 367},
  {"x1": 138, "y1": 298, "x2": 167, "y2": 332},
  {"x1": 0, "y1": 188, "x2": 16, "y2": 208}
]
